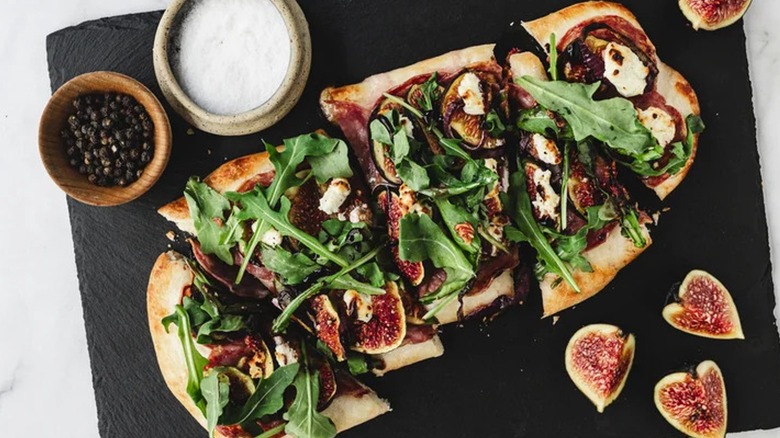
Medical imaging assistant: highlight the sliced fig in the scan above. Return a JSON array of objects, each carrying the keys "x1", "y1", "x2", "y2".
[
  {"x1": 441, "y1": 72, "x2": 502, "y2": 149},
  {"x1": 391, "y1": 244, "x2": 425, "y2": 286},
  {"x1": 567, "y1": 159, "x2": 605, "y2": 215},
  {"x1": 316, "y1": 358, "x2": 338, "y2": 410},
  {"x1": 662, "y1": 270, "x2": 744, "y2": 340},
  {"x1": 655, "y1": 360, "x2": 727, "y2": 438},
  {"x1": 310, "y1": 295, "x2": 346, "y2": 361},
  {"x1": 349, "y1": 281, "x2": 407, "y2": 355},
  {"x1": 565, "y1": 324, "x2": 636, "y2": 413},
  {"x1": 680, "y1": 0, "x2": 752, "y2": 31},
  {"x1": 370, "y1": 99, "x2": 406, "y2": 184}
]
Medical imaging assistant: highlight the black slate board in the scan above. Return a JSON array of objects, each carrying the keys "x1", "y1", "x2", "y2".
[{"x1": 46, "y1": 1, "x2": 780, "y2": 437}]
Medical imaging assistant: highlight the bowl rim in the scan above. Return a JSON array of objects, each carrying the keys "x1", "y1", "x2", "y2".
[
  {"x1": 153, "y1": 0, "x2": 312, "y2": 136},
  {"x1": 38, "y1": 71, "x2": 172, "y2": 207}
]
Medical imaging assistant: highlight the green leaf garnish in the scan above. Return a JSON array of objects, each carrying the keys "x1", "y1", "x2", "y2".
[
  {"x1": 162, "y1": 305, "x2": 208, "y2": 413},
  {"x1": 202, "y1": 371, "x2": 230, "y2": 437},
  {"x1": 284, "y1": 346, "x2": 337, "y2": 438},
  {"x1": 261, "y1": 246, "x2": 322, "y2": 285},
  {"x1": 548, "y1": 33, "x2": 558, "y2": 81},
  {"x1": 229, "y1": 363, "x2": 300, "y2": 425},
  {"x1": 184, "y1": 178, "x2": 234, "y2": 265},
  {"x1": 308, "y1": 140, "x2": 354, "y2": 184},
  {"x1": 485, "y1": 109, "x2": 507, "y2": 137}
]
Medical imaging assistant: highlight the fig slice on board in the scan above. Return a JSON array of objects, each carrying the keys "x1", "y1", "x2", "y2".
[
  {"x1": 662, "y1": 270, "x2": 744, "y2": 340},
  {"x1": 679, "y1": 0, "x2": 752, "y2": 31},
  {"x1": 565, "y1": 324, "x2": 636, "y2": 413},
  {"x1": 655, "y1": 360, "x2": 727, "y2": 438}
]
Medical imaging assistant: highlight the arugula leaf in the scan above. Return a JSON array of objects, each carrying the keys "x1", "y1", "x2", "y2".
[
  {"x1": 256, "y1": 424, "x2": 287, "y2": 438},
  {"x1": 196, "y1": 314, "x2": 247, "y2": 344},
  {"x1": 548, "y1": 33, "x2": 559, "y2": 81},
  {"x1": 382, "y1": 93, "x2": 424, "y2": 119},
  {"x1": 202, "y1": 371, "x2": 230, "y2": 437},
  {"x1": 355, "y1": 262, "x2": 385, "y2": 288},
  {"x1": 544, "y1": 204, "x2": 617, "y2": 273},
  {"x1": 504, "y1": 171, "x2": 579, "y2": 292},
  {"x1": 391, "y1": 128, "x2": 411, "y2": 163},
  {"x1": 236, "y1": 133, "x2": 342, "y2": 283},
  {"x1": 516, "y1": 76, "x2": 661, "y2": 164},
  {"x1": 308, "y1": 140, "x2": 353, "y2": 184},
  {"x1": 284, "y1": 346, "x2": 337, "y2": 438},
  {"x1": 486, "y1": 109, "x2": 507, "y2": 137},
  {"x1": 261, "y1": 246, "x2": 321, "y2": 285},
  {"x1": 369, "y1": 118, "x2": 393, "y2": 146},
  {"x1": 184, "y1": 178, "x2": 234, "y2": 265},
  {"x1": 229, "y1": 363, "x2": 300, "y2": 425},
  {"x1": 329, "y1": 275, "x2": 386, "y2": 296},
  {"x1": 620, "y1": 207, "x2": 647, "y2": 248},
  {"x1": 396, "y1": 159, "x2": 430, "y2": 191},
  {"x1": 272, "y1": 245, "x2": 385, "y2": 333},
  {"x1": 560, "y1": 143, "x2": 570, "y2": 231},
  {"x1": 437, "y1": 136, "x2": 476, "y2": 163},
  {"x1": 415, "y1": 73, "x2": 441, "y2": 113},
  {"x1": 434, "y1": 198, "x2": 480, "y2": 255},
  {"x1": 636, "y1": 114, "x2": 705, "y2": 177},
  {"x1": 162, "y1": 305, "x2": 208, "y2": 413},
  {"x1": 516, "y1": 107, "x2": 562, "y2": 137},
  {"x1": 347, "y1": 354, "x2": 370, "y2": 375},
  {"x1": 399, "y1": 213, "x2": 474, "y2": 307}
]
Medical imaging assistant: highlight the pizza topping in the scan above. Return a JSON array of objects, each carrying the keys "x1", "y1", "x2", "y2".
[
  {"x1": 344, "y1": 289, "x2": 374, "y2": 323},
  {"x1": 525, "y1": 162, "x2": 560, "y2": 226},
  {"x1": 603, "y1": 42, "x2": 649, "y2": 98},
  {"x1": 457, "y1": 72, "x2": 487, "y2": 115},
  {"x1": 318, "y1": 178, "x2": 352, "y2": 215},
  {"x1": 637, "y1": 106, "x2": 676, "y2": 147},
  {"x1": 311, "y1": 295, "x2": 346, "y2": 361},
  {"x1": 348, "y1": 281, "x2": 407, "y2": 354},
  {"x1": 273, "y1": 336, "x2": 300, "y2": 366},
  {"x1": 529, "y1": 133, "x2": 562, "y2": 165},
  {"x1": 260, "y1": 227, "x2": 283, "y2": 247}
]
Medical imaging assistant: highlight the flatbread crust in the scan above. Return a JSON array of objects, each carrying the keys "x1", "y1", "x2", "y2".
[
  {"x1": 371, "y1": 335, "x2": 445, "y2": 377},
  {"x1": 147, "y1": 251, "x2": 391, "y2": 437},
  {"x1": 521, "y1": 1, "x2": 701, "y2": 200},
  {"x1": 539, "y1": 221, "x2": 652, "y2": 318}
]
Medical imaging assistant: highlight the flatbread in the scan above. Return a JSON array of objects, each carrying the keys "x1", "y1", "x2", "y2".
[
  {"x1": 521, "y1": 1, "x2": 701, "y2": 200},
  {"x1": 320, "y1": 44, "x2": 518, "y2": 319},
  {"x1": 147, "y1": 251, "x2": 391, "y2": 437}
]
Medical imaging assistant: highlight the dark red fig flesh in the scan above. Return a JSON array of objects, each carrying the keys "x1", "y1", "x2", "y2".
[
  {"x1": 662, "y1": 270, "x2": 744, "y2": 340},
  {"x1": 655, "y1": 360, "x2": 727, "y2": 438},
  {"x1": 679, "y1": 0, "x2": 752, "y2": 31},
  {"x1": 565, "y1": 324, "x2": 635, "y2": 413}
]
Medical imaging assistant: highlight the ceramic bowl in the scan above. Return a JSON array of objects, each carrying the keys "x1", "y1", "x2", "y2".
[
  {"x1": 39, "y1": 71, "x2": 172, "y2": 207},
  {"x1": 153, "y1": 0, "x2": 311, "y2": 136}
]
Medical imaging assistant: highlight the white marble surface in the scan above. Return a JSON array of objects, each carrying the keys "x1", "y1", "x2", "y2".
[{"x1": 0, "y1": 1, "x2": 778, "y2": 436}]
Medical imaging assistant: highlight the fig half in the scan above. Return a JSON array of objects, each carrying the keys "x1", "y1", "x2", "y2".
[
  {"x1": 679, "y1": 0, "x2": 752, "y2": 31},
  {"x1": 565, "y1": 324, "x2": 636, "y2": 413},
  {"x1": 655, "y1": 360, "x2": 727, "y2": 438},
  {"x1": 349, "y1": 281, "x2": 407, "y2": 355},
  {"x1": 663, "y1": 270, "x2": 744, "y2": 340}
]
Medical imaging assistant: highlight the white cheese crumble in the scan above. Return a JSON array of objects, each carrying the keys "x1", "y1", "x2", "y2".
[
  {"x1": 603, "y1": 42, "x2": 649, "y2": 98},
  {"x1": 530, "y1": 165, "x2": 560, "y2": 222},
  {"x1": 457, "y1": 72, "x2": 486, "y2": 115},
  {"x1": 318, "y1": 178, "x2": 351, "y2": 215},
  {"x1": 637, "y1": 106, "x2": 676, "y2": 147},
  {"x1": 273, "y1": 336, "x2": 299, "y2": 365},
  {"x1": 530, "y1": 134, "x2": 562, "y2": 165},
  {"x1": 343, "y1": 290, "x2": 373, "y2": 323},
  {"x1": 399, "y1": 114, "x2": 415, "y2": 138},
  {"x1": 260, "y1": 228, "x2": 282, "y2": 247}
]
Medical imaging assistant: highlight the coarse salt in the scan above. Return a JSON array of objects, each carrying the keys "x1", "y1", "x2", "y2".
[{"x1": 172, "y1": 0, "x2": 291, "y2": 116}]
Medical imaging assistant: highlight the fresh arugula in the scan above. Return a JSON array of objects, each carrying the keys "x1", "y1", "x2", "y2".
[
  {"x1": 415, "y1": 73, "x2": 441, "y2": 112},
  {"x1": 434, "y1": 198, "x2": 480, "y2": 256},
  {"x1": 548, "y1": 33, "x2": 559, "y2": 81},
  {"x1": 486, "y1": 109, "x2": 507, "y2": 137},
  {"x1": 560, "y1": 143, "x2": 570, "y2": 231},
  {"x1": 504, "y1": 171, "x2": 579, "y2": 292},
  {"x1": 256, "y1": 423, "x2": 287, "y2": 438},
  {"x1": 516, "y1": 76, "x2": 662, "y2": 167},
  {"x1": 228, "y1": 363, "x2": 300, "y2": 426},
  {"x1": 634, "y1": 114, "x2": 705, "y2": 177},
  {"x1": 399, "y1": 213, "x2": 475, "y2": 309},
  {"x1": 308, "y1": 140, "x2": 353, "y2": 184},
  {"x1": 620, "y1": 207, "x2": 647, "y2": 248},
  {"x1": 235, "y1": 133, "x2": 345, "y2": 283},
  {"x1": 284, "y1": 346, "x2": 337, "y2": 438},
  {"x1": 544, "y1": 203, "x2": 618, "y2": 273},
  {"x1": 261, "y1": 246, "x2": 321, "y2": 285},
  {"x1": 184, "y1": 178, "x2": 234, "y2": 265},
  {"x1": 347, "y1": 354, "x2": 370, "y2": 375},
  {"x1": 272, "y1": 245, "x2": 385, "y2": 333},
  {"x1": 516, "y1": 107, "x2": 563, "y2": 137},
  {"x1": 396, "y1": 159, "x2": 430, "y2": 191},
  {"x1": 202, "y1": 371, "x2": 231, "y2": 437},
  {"x1": 162, "y1": 305, "x2": 208, "y2": 413},
  {"x1": 382, "y1": 93, "x2": 424, "y2": 119}
]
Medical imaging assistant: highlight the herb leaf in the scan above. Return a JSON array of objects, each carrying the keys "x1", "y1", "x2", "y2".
[
  {"x1": 347, "y1": 354, "x2": 370, "y2": 375},
  {"x1": 416, "y1": 73, "x2": 441, "y2": 112},
  {"x1": 308, "y1": 140, "x2": 354, "y2": 184},
  {"x1": 548, "y1": 33, "x2": 559, "y2": 81},
  {"x1": 504, "y1": 171, "x2": 579, "y2": 292},
  {"x1": 516, "y1": 107, "x2": 562, "y2": 137},
  {"x1": 162, "y1": 305, "x2": 208, "y2": 413},
  {"x1": 230, "y1": 363, "x2": 300, "y2": 425},
  {"x1": 486, "y1": 109, "x2": 507, "y2": 137},
  {"x1": 202, "y1": 371, "x2": 231, "y2": 437},
  {"x1": 284, "y1": 347, "x2": 337, "y2": 438},
  {"x1": 399, "y1": 213, "x2": 474, "y2": 306},
  {"x1": 184, "y1": 178, "x2": 234, "y2": 265},
  {"x1": 396, "y1": 159, "x2": 430, "y2": 191},
  {"x1": 261, "y1": 246, "x2": 321, "y2": 285},
  {"x1": 516, "y1": 76, "x2": 661, "y2": 164}
]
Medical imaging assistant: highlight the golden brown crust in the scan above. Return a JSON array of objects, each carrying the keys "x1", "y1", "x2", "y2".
[
  {"x1": 320, "y1": 44, "x2": 496, "y2": 118},
  {"x1": 540, "y1": 222, "x2": 652, "y2": 317},
  {"x1": 507, "y1": 52, "x2": 548, "y2": 82},
  {"x1": 147, "y1": 251, "x2": 390, "y2": 437},
  {"x1": 371, "y1": 335, "x2": 445, "y2": 377},
  {"x1": 158, "y1": 151, "x2": 276, "y2": 234},
  {"x1": 651, "y1": 62, "x2": 702, "y2": 200},
  {"x1": 522, "y1": 2, "x2": 648, "y2": 54},
  {"x1": 428, "y1": 269, "x2": 515, "y2": 325}
]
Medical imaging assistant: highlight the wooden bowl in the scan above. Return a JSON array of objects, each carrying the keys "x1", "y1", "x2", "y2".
[
  {"x1": 39, "y1": 71, "x2": 172, "y2": 207},
  {"x1": 153, "y1": 0, "x2": 311, "y2": 136}
]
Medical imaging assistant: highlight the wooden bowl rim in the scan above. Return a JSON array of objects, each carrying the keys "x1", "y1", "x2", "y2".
[
  {"x1": 38, "y1": 71, "x2": 172, "y2": 207},
  {"x1": 152, "y1": 0, "x2": 312, "y2": 136}
]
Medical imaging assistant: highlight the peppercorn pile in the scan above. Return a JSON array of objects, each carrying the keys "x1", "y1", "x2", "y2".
[{"x1": 61, "y1": 93, "x2": 155, "y2": 187}]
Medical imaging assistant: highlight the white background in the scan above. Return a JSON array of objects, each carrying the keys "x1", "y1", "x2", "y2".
[{"x1": 0, "y1": 0, "x2": 778, "y2": 436}]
